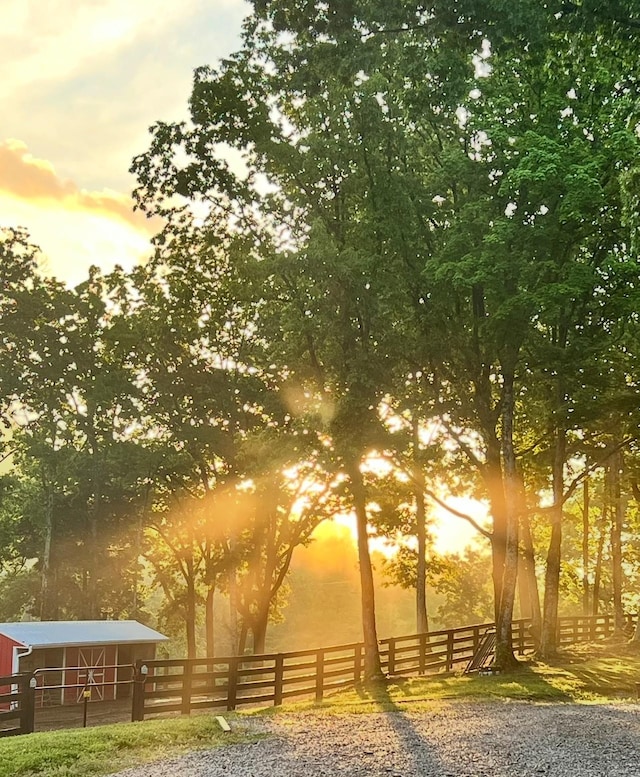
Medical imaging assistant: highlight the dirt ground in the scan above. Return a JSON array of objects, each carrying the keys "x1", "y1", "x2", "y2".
[{"x1": 34, "y1": 698, "x2": 134, "y2": 732}]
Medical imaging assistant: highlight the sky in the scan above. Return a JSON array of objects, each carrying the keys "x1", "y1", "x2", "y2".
[{"x1": 1, "y1": 0, "x2": 248, "y2": 286}]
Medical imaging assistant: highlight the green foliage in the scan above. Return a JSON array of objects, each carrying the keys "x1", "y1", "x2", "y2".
[
  {"x1": 381, "y1": 540, "x2": 495, "y2": 629},
  {"x1": 0, "y1": 565, "x2": 39, "y2": 621},
  {"x1": 4, "y1": 0, "x2": 640, "y2": 662}
]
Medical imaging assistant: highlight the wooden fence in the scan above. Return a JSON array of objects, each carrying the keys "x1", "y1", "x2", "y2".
[
  {"x1": 0, "y1": 613, "x2": 633, "y2": 733},
  {"x1": 557, "y1": 612, "x2": 635, "y2": 644},
  {"x1": 0, "y1": 673, "x2": 36, "y2": 737},
  {"x1": 132, "y1": 613, "x2": 631, "y2": 721}
]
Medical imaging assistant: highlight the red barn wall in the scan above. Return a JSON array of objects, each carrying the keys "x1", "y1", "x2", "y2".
[
  {"x1": 0, "y1": 635, "x2": 22, "y2": 710},
  {"x1": 0, "y1": 634, "x2": 21, "y2": 678}
]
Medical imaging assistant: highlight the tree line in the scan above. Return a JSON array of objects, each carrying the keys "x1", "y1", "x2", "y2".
[{"x1": 2, "y1": 0, "x2": 640, "y2": 677}]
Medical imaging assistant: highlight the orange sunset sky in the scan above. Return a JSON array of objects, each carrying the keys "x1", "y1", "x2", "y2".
[{"x1": 1, "y1": 0, "x2": 248, "y2": 285}]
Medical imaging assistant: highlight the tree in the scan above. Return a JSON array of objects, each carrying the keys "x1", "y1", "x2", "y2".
[
  {"x1": 231, "y1": 455, "x2": 334, "y2": 654},
  {"x1": 0, "y1": 233, "x2": 155, "y2": 620},
  {"x1": 131, "y1": 43, "x2": 408, "y2": 680},
  {"x1": 129, "y1": 0, "x2": 640, "y2": 672}
]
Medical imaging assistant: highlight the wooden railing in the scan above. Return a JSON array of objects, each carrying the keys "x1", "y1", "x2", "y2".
[
  {"x1": 132, "y1": 641, "x2": 365, "y2": 719},
  {"x1": 556, "y1": 613, "x2": 635, "y2": 645},
  {"x1": 0, "y1": 673, "x2": 36, "y2": 737},
  {"x1": 0, "y1": 613, "x2": 631, "y2": 732},
  {"x1": 132, "y1": 619, "x2": 520, "y2": 719},
  {"x1": 132, "y1": 613, "x2": 635, "y2": 720}
]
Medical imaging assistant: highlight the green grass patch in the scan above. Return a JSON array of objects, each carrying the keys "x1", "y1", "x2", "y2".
[
  {"x1": 0, "y1": 714, "x2": 259, "y2": 777},
  {"x1": 333, "y1": 645, "x2": 640, "y2": 712},
  {"x1": 246, "y1": 643, "x2": 640, "y2": 716}
]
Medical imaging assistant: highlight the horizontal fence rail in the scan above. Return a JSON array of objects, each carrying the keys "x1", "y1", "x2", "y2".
[
  {"x1": 132, "y1": 613, "x2": 630, "y2": 721},
  {"x1": 0, "y1": 673, "x2": 35, "y2": 737},
  {"x1": 1, "y1": 612, "x2": 634, "y2": 734},
  {"x1": 556, "y1": 613, "x2": 635, "y2": 645}
]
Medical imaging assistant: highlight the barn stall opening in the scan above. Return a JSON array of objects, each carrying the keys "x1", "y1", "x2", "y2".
[{"x1": 0, "y1": 620, "x2": 168, "y2": 706}]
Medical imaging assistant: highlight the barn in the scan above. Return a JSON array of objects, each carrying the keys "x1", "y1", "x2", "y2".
[{"x1": 0, "y1": 620, "x2": 168, "y2": 706}]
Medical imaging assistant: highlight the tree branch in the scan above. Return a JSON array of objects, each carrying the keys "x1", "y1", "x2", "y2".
[
  {"x1": 422, "y1": 486, "x2": 493, "y2": 540},
  {"x1": 441, "y1": 419, "x2": 486, "y2": 471},
  {"x1": 0, "y1": 448, "x2": 15, "y2": 465},
  {"x1": 363, "y1": 23, "x2": 431, "y2": 38},
  {"x1": 379, "y1": 451, "x2": 493, "y2": 540},
  {"x1": 560, "y1": 436, "x2": 636, "y2": 506}
]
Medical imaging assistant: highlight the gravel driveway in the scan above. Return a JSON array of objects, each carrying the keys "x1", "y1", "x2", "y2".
[{"x1": 114, "y1": 701, "x2": 640, "y2": 776}]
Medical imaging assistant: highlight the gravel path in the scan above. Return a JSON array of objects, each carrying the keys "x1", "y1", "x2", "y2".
[{"x1": 114, "y1": 702, "x2": 640, "y2": 776}]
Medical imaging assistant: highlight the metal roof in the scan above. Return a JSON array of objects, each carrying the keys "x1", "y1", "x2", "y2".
[{"x1": 0, "y1": 620, "x2": 169, "y2": 649}]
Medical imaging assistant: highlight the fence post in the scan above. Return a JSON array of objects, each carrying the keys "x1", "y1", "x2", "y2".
[
  {"x1": 274, "y1": 654, "x2": 284, "y2": 707},
  {"x1": 315, "y1": 650, "x2": 325, "y2": 703},
  {"x1": 419, "y1": 634, "x2": 426, "y2": 674},
  {"x1": 181, "y1": 660, "x2": 193, "y2": 716},
  {"x1": 354, "y1": 644, "x2": 362, "y2": 683},
  {"x1": 131, "y1": 663, "x2": 148, "y2": 722},
  {"x1": 518, "y1": 621, "x2": 525, "y2": 655},
  {"x1": 388, "y1": 639, "x2": 396, "y2": 676},
  {"x1": 227, "y1": 657, "x2": 238, "y2": 711},
  {"x1": 446, "y1": 631, "x2": 454, "y2": 671},
  {"x1": 20, "y1": 674, "x2": 36, "y2": 735}
]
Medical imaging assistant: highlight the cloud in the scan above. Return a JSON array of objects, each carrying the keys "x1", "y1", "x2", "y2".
[
  {"x1": 0, "y1": 139, "x2": 158, "y2": 235},
  {"x1": 0, "y1": 0, "x2": 249, "y2": 287},
  {"x1": 1, "y1": 0, "x2": 248, "y2": 192},
  {"x1": 0, "y1": 1, "x2": 199, "y2": 99},
  {"x1": 0, "y1": 189, "x2": 153, "y2": 288}
]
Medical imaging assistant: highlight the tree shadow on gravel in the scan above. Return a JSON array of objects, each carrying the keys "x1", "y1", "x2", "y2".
[{"x1": 352, "y1": 679, "x2": 449, "y2": 776}]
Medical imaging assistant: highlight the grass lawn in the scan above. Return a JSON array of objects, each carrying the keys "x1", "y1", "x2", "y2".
[
  {"x1": 0, "y1": 714, "x2": 260, "y2": 777},
  {"x1": 2, "y1": 641, "x2": 640, "y2": 777},
  {"x1": 296, "y1": 640, "x2": 640, "y2": 714}
]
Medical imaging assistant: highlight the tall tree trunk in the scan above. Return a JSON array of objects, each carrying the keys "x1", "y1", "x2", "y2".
[
  {"x1": 237, "y1": 619, "x2": 249, "y2": 657},
  {"x1": 483, "y1": 443, "x2": 507, "y2": 624},
  {"x1": 414, "y1": 482, "x2": 429, "y2": 635},
  {"x1": 540, "y1": 427, "x2": 566, "y2": 657},
  {"x1": 412, "y1": 420, "x2": 429, "y2": 635},
  {"x1": 582, "y1": 477, "x2": 590, "y2": 616},
  {"x1": 86, "y1": 412, "x2": 101, "y2": 620},
  {"x1": 228, "y1": 546, "x2": 239, "y2": 654},
  {"x1": 592, "y1": 509, "x2": 605, "y2": 616},
  {"x1": 40, "y1": 474, "x2": 55, "y2": 620},
  {"x1": 494, "y1": 371, "x2": 519, "y2": 670},
  {"x1": 415, "y1": 489, "x2": 429, "y2": 635},
  {"x1": 630, "y1": 482, "x2": 640, "y2": 641},
  {"x1": 133, "y1": 482, "x2": 151, "y2": 619},
  {"x1": 610, "y1": 450, "x2": 625, "y2": 635},
  {"x1": 345, "y1": 459, "x2": 383, "y2": 681},
  {"x1": 185, "y1": 565, "x2": 197, "y2": 660},
  {"x1": 205, "y1": 585, "x2": 215, "y2": 659},
  {"x1": 519, "y1": 506, "x2": 542, "y2": 644},
  {"x1": 252, "y1": 611, "x2": 269, "y2": 655}
]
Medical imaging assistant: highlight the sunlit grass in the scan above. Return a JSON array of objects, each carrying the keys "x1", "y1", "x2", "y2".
[
  {"x1": 245, "y1": 643, "x2": 640, "y2": 716},
  {"x1": 335, "y1": 648, "x2": 640, "y2": 712},
  {"x1": 0, "y1": 714, "x2": 259, "y2": 777}
]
